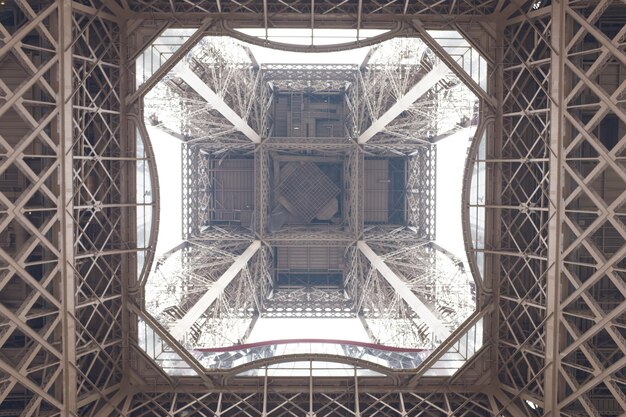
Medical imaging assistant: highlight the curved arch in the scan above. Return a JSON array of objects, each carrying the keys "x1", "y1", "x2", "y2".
[
  {"x1": 193, "y1": 338, "x2": 427, "y2": 353},
  {"x1": 134, "y1": 113, "x2": 162, "y2": 290},
  {"x1": 461, "y1": 116, "x2": 495, "y2": 296},
  {"x1": 220, "y1": 20, "x2": 410, "y2": 53},
  {"x1": 221, "y1": 353, "x2": 400, "y2": 383}
]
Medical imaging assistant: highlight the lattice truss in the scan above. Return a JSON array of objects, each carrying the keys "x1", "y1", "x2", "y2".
[
  {"x1": 490, "y1": 1, "x2": 626, "y2": 417},
  {"x1": 407, "y1": 147, "x2": 437, "y2": 238},
  {"x1": 146, "y1": 241, "x2": 271, "y2": 348},
  {"x1": 144, "y1": 36, "x2": 266, "y2": 146},
  {"x1": 125, "y1": 0, "x2": 500, "y2": 19},
  {"x1": 181, "y1": 144, "x2": 210, "y2": 238},
  {"x1": 262, "y1": 286, "x2": 354, "y2": 319},
  {"x1": 0, "y1": 1, "x2": 129, "y2": 416},
  {"x1": 255, "y1": 146, "x2": 270, "y2": 236},
  {"x1": 262, "y1": 63, "x2": 356, "y2": 94},
  {"x1": 126, "y1": 389, "x2": 501, "y2": 417},
  {"x1": 351, "y1": 38, "x2": 476, "y2": 146},
  {"x1": 344, "y1": 147, "x2": 363, "y2": 236},
  {"x1": 2, "y1": 1, "x2": 624, "y2": 417},
  {"x1": 344, "y1": 242, "x2": 475, "y2": 349}
]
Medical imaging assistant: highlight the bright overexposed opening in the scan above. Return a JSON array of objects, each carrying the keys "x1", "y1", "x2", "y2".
[{"x1": 247, "y1": 318, "x2": 369, "y2": 342}]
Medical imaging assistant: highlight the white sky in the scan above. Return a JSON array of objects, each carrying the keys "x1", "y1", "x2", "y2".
[
  {"x1": 248, "y1": 318, "x2": 370, "y2": 342},
  {"x1": 144, "y1": 33, "x2": 477, "y2": 345},
  {"x1": 435, "y1": 127, "x2": 476, "y2": 262},
  {"x1": 146, "y1": 126, "x2": 183, "y2": 257}
]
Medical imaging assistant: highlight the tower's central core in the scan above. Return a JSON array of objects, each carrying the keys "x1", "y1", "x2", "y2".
[{"x1": 141, "y1": 35, "x2": 479, "y2": 375}]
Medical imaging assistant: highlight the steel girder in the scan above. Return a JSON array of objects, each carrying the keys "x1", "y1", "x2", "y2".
[
  {"x1": 358, "y1": 62, "x2": 451, "y2": 144},
  {"x1": 174, "y1": 64, "x2": 261, "y2": 143},
  {"x1": 357, "y1": 241, "x2": 452, "y2": 342},
  {"x1": 169, "y1": 241, "x2": 261, "y2": 340},
  {"x1": 1, "y1": 1, "x2": 624, "y2": 417},
  {"x1": 491, "y1": 1, "x2": 626, "y2": 416},
  {"x1": 0, "y1": 2, "x2": 128, "y2": 415}
]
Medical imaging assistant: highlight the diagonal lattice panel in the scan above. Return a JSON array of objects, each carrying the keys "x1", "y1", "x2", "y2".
[
  {"x1": 497, "y1": 4, "x2": 554, "y2": 411},
  {"x1": 498, "y1": 2, "x2": 626, "y2": 416},
  {"x1": 125, "y1": 0, "x2": 500, "y2": 17},
  {"x1": 0, "y1": 2, "x2": 70, "y2": 415},
  {"x1": 70, "y1": 4, "x2": 127, "y2": 416},
  {"x1": 558, "y1": 7, "x2": 626, "y2": 414},
  {"x1": 277, "y1": 162, "x2": 340, "y2": 223}
]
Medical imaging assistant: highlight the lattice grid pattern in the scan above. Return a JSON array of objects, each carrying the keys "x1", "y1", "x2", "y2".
[
  {"x1": 277, "y1": 162, "x2": 341, "y2": 223},
  {"x1": 1, "y1": 1, "x2": 624, "y2": 417}
]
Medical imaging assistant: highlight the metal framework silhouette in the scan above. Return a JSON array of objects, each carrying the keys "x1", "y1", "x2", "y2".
[{"x1": 0, "y1": 1, "x2": 624, "y2": 416}]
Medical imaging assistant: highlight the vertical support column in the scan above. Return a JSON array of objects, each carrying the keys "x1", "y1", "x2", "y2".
[
  {"x1": 357, "y1": 147, "x2": 364, "y2": 238},
  {"x1": 399, "y1": 392, "x2": 407, "y2": 416},
  {"x1": 256, "y1": 145, "x2": 267, "y2": 238},
  {"x1": 427, "y1": 144, "x2": 436, "y2": 240},
  {"x1": 119, "y1": 15, "x2": 132, "y2": 387},
  {"x1": 490, "y1": 16, "x2": 505, "y2": 388},
  {"x1": 545, "y1": 1, "x2": 567, "y2": 416},
  {"x1": 307, "y1": 360, "x2": 315, "y2": 417},
  {"x1": 58, "y1": 0, "x2": 77, "y2": 415},
  {"x1": 262, "y1": 367, "x2": 268, "y2": 417},
  {"x1": 216, "y1": 392, "x2": 223, "y2": 417},
  {"x1": 353, "y1": 366, "x2": 361, "y2": 417}
]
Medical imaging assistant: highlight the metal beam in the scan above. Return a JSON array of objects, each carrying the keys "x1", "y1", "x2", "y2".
[
  {"x1": 357, "y1": 241, "x2": 451, "y2": 341},
  {"x1": 128, "y1": 19, "x2": 214, "y2": 106},
  {"x1": 359, "y1": 45, "x2": 378, "y2": 70},
  {"x1": 357, "y1": 61, "x2": 449, "y2": 144},
  {"x1": 169, "y1": 240, "x2": 261, "y2": 339},
  {"x1": 545, "y1": 2, "x2": 567, "y2": 416},
  {"x1": 175, "y1": 64, "x2": 262, "y2": 143},
  {"x1": 59, "y1": 2, "x2": 77, "y2": 415}
]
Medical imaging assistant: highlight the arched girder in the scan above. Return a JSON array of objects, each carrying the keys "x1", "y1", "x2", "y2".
[{"x1": 221, "y1": 354, "x2": 398, "y2": 382}]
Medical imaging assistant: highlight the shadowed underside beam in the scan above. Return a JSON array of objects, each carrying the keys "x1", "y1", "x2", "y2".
[
  {"x1": 358, "y1": 61, "x2": 450, "y2": 144},
  {"x1": 357, "y1": 241, "x2": 451, "y2": 341},
  {"x1": 175, "y1": 65, "x2": 262, "y2": 143},
  {"x1": 169, "y1": 240, "x2": 262, "y2": 339}
]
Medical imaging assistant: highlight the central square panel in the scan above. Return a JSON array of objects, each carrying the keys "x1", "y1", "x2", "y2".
[{"x1": 276, "y1": 161, "x2": 341, "y2": 223}]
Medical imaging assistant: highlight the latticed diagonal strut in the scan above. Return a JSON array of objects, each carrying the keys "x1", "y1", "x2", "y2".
[
  {"x1": 357, "y1": 241, "x2": 452, "y2": 341},
  {"x1": 169, "y1": 241, "x2": 261, "y2": 339},
  {"x1": 174, "y1": 64, "x2": 261, "y2": 143},
  {"x1": 358, "y1": 62, "x2": 450, "y2": 144}
]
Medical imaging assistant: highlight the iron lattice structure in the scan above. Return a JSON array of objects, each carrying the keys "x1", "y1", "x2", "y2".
[
  {"x1": 146, "y1": 35, "x2": 460, "y2": 351},
  {"x1": 0, "y1": 1, "x2": 623, "y2": 417}
]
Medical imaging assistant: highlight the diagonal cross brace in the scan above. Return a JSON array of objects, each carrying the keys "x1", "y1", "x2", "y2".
[
  {"x1": 174, "y1": 64, "x2": 262, "y2": 143},
  {"x1": 357, "y1": 241, "x2": 451, "y2": 341},
  {"x1": 358, "y1": 61, "x2": 450, "y2": 144},
  {"x1": 169, "y1": 240, "x2": 262, "y2": 339}
]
